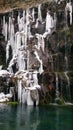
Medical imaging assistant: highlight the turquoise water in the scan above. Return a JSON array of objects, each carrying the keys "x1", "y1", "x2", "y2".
[{"x1": 0, "y1": 104, "x2": 73, "y2": 130}]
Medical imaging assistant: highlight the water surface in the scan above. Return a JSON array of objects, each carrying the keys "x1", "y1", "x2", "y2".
[{"x1": 0, "y1": 104, "x2": 73, "y2": 130}]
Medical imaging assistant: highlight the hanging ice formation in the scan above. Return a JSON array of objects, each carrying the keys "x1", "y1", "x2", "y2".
[
  {"x1": 64, "y1": 71, "x2": 71, "y2": 101},
  {"x1": 43, "y1": 9, "x2": 55, "y2": 38},
  {"x1": 1, "y1": 2, "x2": 57, "y2": 105},
  {"x1": 38, "y1": 4, "x2": 42, "y2": 22},
  {"x1": 65, "y1": 1, "x2": 73, "y2": 25},
  {"x1": 55, "y1": 72, "x2": 60, "y2": 103}
]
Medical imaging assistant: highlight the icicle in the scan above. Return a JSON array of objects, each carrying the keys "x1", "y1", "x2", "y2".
[
  {"x1": 43, "y1": 10, "x2": 54, "y2": 38},
  {"x1": 54, "y1": 12, "x2": 57, "y2": 31},
  {"x1": 19, "y1": 17, "x2": 24, "y2": 31},
  {"x1": 27, "y1": 50, "x2": 29, "y2": 70},
  {"x1": 22, "y1": 88, "x2": 27, "y2": 104},
  {"x1": 41, "y1": 35, "x2": 45, "y2": 52},
  {"x1": 23, "y1": 10, "x2": 25, "y2": 21},
  {"x1": 18, "y1": 11, "x2": 24, "y2": 31},
  {"x1": 6, "y1": 40, "x2": 10, "y2": 63},
  {"x1": 26, "y1": 9, "x2": 32, "y2": 39},
  {"x1": 64, "y1": 71, "x2": 71, "y2": 101},
  {"x1": 0, "y1": 65, "x2": 3, "y2": 70},
  {"x1": 24, "y1": 24, "x2": 28, "y2": 49},
  {"x1": 23, "y1": 10, "x2": 26, "y2": 31},
  {"x1": 32, "y1": 8, "x2": 35, "y2": 22},
  {"x1": 49, "y1": 52, "x2": 54, "y2": 71},
  {"x1": 11, "y1": 19, "x2": 15, "y2": 36},
  {"x1": 5, "y1": 22, "x2": 8, "y2": 41},
  {"x1": 17, "y1": 12, "x2": 21, "y2": 31},
  {"x1": 21, "y1": 31, "x2": 25, "y2": 45},
  {"x1": 8, "y1": 16, "x2": 11, "y2": 39},
  {"x1": 27, "y1": 90, "x2": 34, "y2": 105},
  {"x1": 38, "y1": 4, "x2": 42, "y2": 22},
  {"x1": 36, "y1": 34, "x2": 41, "y2": 50},
  {"x1": 35, "y1": 19, "x2": 39, "y2": 28},
  {"x1": 70, "y1": 11, "x2": 72, "y2": 25},
  {"x1": 10, "y1": 20, "x2": 15, "y2": 55},
  {"x1": 2, "y1": 16, "x2": 5, "y2": 36},
  {"x1": 45, "y1": 10, "x2": 54, "y2": 32},
  {"x1": 18, "y1": 80, "x2": 22, "y2": 103},
  {"x1": 15, "y1": 32, "x2": 21, "y2": 54},
  {"x1": 7, "y1": 55, "x2": 17, "y2": 73},
  {"x1": 39, "y1": 60, "x2": 43, "y2": 74},
  {"x1": 55, "y1": 72, "x2": 59, "y2": 100},
  {"x1": 34, "y1": 50, "x2": 43, "y2": 74},
  {"x1": 17, "y1": 47, "x2": 27, "y2": 71},
  {"x1": 65, "y1": 2, "x2": 72, "y2": 25},
  {"x1": 65, "y1": 55, "x2": 68, "y2": 70},
  {"x1": 32, "y1": 71, "x2": 38, "y2": 85},
  {"x1": 35, "y1": 34, "x2": 45, "y2": 51}
]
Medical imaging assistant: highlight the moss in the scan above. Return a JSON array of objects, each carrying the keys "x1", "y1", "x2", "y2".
[
  {"x1": 7, "y1": 101, "x2": 19, "y2": 105},
  {"x1": 55, "y1": 97, "x2": 65, "y2": 105}
]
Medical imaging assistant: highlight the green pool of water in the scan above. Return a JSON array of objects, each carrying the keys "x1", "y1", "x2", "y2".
[{"x1": 0, "y1": 104, "x2": 73, "y2": 130}]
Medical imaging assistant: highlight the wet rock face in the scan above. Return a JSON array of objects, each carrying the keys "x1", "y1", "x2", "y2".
[{"x1": 0, "y1": 0, "x2": 73, "y2": 104}]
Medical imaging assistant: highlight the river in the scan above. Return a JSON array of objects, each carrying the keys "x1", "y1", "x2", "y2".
[{"x1": 0, "y1": 104, "x2": 73, "y2": 130}]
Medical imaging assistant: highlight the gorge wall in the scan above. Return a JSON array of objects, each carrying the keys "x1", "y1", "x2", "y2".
[{"x1": 0, "y1": 0, "x2": 73, "y2": 105}]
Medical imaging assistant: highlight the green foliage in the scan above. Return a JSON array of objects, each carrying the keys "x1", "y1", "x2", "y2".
[{"x1": 7, "y1": 101, "x2": 19, "y2": 105}]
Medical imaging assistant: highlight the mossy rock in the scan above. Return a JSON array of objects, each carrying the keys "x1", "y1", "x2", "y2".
[{"x1": 55, "y1": 97, "x2": 65, "y2": 105}]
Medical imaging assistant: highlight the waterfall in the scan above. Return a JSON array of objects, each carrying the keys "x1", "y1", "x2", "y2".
[{"x1": 64, "y1": 71, "x2": 71, "y2": 101}]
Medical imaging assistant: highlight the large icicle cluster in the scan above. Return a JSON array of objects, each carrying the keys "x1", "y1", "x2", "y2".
[{"x1": 1, "y1": 1, "x2": 73, "y2": 105}]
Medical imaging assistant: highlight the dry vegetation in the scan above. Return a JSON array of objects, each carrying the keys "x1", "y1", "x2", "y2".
[{"x1": 0, "y1": 0, "x2": 53, "y2": 13}]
